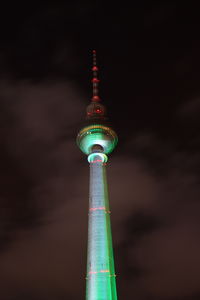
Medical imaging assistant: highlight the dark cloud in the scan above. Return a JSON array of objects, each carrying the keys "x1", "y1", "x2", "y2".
[{"x1": 0, "y1": 80, "x2": 85, "y2": 248}]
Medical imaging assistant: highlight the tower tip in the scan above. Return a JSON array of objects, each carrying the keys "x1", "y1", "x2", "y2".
[{"x1": 92, "y1": 50, "x2": 100, "y2": 102}]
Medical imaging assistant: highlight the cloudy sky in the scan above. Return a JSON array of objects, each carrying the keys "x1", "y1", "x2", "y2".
[{"x1": 0, "y1": 1, "x2": 200, "y2": 299}]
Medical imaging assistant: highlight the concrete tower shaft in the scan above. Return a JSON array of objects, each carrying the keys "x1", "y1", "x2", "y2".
[{"x1": 86, "y1": 154, "x2": 117, "y2": 300}]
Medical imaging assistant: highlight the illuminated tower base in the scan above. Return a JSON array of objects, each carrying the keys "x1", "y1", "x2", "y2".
[{"x1": 86, "y1": 152, "x2": 117, "y2": 300}]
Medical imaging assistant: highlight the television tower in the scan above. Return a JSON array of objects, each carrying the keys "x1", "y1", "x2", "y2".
[{"x1": 77, "y1": 50, "x2": 118, "y2": 300}]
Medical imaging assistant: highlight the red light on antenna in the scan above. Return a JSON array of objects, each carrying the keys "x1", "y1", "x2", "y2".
[
  {"x1": 92, "y1": 78, "x2": 99, "y2": 83},
  {"x1": 92, "y1": 96, "x2": 100, "y2": 101},
  {"x1": 92, "y1": 66, "x2": 98, "y2": 71}
]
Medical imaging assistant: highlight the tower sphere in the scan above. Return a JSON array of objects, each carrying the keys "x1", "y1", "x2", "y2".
[{"x1": 77, "y1": 124, "x2": 118, "y2": 155}]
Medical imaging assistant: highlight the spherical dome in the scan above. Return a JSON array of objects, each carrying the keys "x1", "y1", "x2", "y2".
[{"x1": 77, "y1": 124, "x2": 118, "y2": 155}]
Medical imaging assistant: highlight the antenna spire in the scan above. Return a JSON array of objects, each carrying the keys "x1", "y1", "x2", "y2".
[{"x1": 92, "y1": 50, "x2": 100, "y2": 102}]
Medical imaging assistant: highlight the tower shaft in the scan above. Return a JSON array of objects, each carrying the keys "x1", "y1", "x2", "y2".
[{"x1": 86, "y1": 156, "x2": 117, "y2": 300}]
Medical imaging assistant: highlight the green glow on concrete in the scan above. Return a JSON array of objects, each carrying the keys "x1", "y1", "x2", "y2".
[
  {"x1": 86, "y1": 159, "x2": 117, "y2": 300},
  {"x1": 88, "y1": 153, "x2": 108, "y2": 163},
  {"x1": 77, "y1": 124, "x2": 118, "y2": 155}
]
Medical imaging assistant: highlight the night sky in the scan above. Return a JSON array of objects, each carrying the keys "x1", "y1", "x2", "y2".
[{"x1": 0, "y1": 1, "x2": 200, "y2": 299}]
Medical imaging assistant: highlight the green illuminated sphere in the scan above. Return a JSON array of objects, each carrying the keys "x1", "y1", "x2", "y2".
[{"x1": 77, "y1": 124, "x2": 118, "y2": 155}]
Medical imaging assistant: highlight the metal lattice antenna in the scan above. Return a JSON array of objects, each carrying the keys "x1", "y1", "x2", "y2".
[{"x1": 92, "y1": 50, "x2": 100, "y2": 102}]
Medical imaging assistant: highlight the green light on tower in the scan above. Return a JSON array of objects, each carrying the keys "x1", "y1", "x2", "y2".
[
  {"x1": 77, "y1": 124, "x2": 118, "y2": 155},
  {"x1": 77, "y1": 50, "x2": 118, "y2": 300}
]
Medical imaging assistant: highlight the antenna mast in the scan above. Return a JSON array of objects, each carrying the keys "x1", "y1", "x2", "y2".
[{"x1": 92, "y1": 50, "x2": 100, "y2": 102}]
